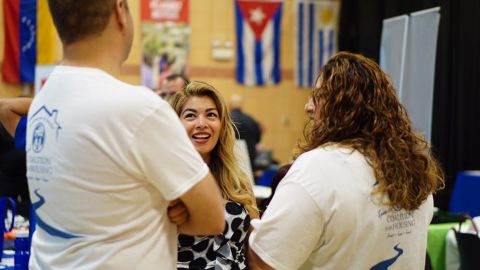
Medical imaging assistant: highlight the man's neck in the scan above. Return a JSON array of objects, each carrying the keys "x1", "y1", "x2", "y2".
[{"x1": 61, "y1": 38, "x2": 124, "y2": 78}]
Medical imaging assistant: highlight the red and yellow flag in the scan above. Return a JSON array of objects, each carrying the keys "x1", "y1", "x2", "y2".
[{"x1": 2, "y1": 0, "x2": 55, "y2": 84}]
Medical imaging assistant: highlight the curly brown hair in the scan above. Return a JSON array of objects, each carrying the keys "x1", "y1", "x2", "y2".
[{"x1": 301, "y1": 52, "x2": 444, "y2": 211}]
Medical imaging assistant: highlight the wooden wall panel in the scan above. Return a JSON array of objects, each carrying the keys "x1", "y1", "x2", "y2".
[{"x1": 0, "y1": 0, "x2": 313, "y2": 163}]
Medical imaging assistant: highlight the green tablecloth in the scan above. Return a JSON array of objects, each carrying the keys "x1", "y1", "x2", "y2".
[{"x1": 427, "y1": 222, "x2": 458, "y2": 270}]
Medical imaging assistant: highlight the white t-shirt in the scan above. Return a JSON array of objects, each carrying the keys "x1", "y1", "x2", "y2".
[
  {"x1": 26, "y1": 66, "x2": 209, "y2": 269},
  {"x1": 249, "y1": 146, "x2": 434, "y2": 270}
]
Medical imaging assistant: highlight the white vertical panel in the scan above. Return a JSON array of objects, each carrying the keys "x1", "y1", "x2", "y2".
[
  {"x1": 380, "y1": 15, "x2": 409, "y2": 98},
  {"x1": 402, "y1": 7, "x2": 441, "y2": 143}
]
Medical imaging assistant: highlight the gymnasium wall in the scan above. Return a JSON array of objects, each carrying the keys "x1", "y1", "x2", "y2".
[{"x1": 0, "y1": 0, "x2": 315, "y2": 164}]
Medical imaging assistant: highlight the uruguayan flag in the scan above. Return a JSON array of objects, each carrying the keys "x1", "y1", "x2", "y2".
[
  {"x1": 295, "y1": 0, "x2": 339, "y2": 88},
  {"x1": 235, "y1": 0, "x2": 283, "y2": 86}
]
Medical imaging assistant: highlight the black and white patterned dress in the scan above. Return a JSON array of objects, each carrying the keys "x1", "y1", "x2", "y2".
[{"x1": 177, "y1": 201, "x2": 251, "y2": 270}]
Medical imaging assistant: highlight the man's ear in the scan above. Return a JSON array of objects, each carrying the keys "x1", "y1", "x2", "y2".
[{"x1": 113, "y1": 0, "x2": 128, "y2": 29}]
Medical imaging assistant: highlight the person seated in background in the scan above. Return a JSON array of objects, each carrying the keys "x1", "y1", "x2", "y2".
[
  {"x1": 0, "y1": 98, "x2": 32, "y2": 217},
  {"x1": 0, "y1": 97, "x2": 32, "y2": 150},
  {"x1": 0, "y1": 126, "x2": 30, "y2": 217},
  {"x1": 169, "y1": 81, "x2": 259, "y2": 269},
  {"x1": 248, "y1": 52, "x2": 445, "y2": 269},
  {"x1": 156, "y1": 73, "x2": 190, "y2": 100},
  {"x1": 229, "y1": 94, "x2": 262, "y2": 171}
]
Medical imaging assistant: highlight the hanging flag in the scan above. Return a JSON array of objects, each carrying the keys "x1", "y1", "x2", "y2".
[
  {"x1": 295, "y1": 0, "x2": 339, "y2": 88},
  {"x1": 2, "y1": 0, "x2": 55, "y2": 84},
  {"x1": 36, "y1": 0, "x2": 55, "y2": 65},
  {"x1": 235, "y1": 0, "x2": 283, "y2": 86}
]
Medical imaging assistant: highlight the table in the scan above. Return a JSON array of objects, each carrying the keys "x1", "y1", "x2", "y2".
[
  {"x1": 253, "y1": 185, "x2": 272, "y2": 200},
  {"x1": 427, "y1": 222, "x2": 458, "y2": 270},
  {"x1": 0, "y1": 250, "x2": 14, "y2": 270}
]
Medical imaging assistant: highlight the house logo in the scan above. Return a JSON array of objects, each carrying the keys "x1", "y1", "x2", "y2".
[
  {"x1": 32, "y1": 123, "x2": 46, "y2": 153},
  {"x1": 28, "y1": 106, "x2": 62, "y2": 154}
]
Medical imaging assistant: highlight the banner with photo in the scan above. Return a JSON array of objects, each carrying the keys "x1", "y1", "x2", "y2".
[
  {"x1": 140, "y1": 0, "x2": 190, "y2": 90},
  {"x1": 295, "y1": 0, "x2": 339, "y2": 88}
]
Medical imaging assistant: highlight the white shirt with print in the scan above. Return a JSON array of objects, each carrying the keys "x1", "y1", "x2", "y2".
[
  {"x1": 26, "y1": 66, "x2": 208, "y2": 270},
  {"x1": 249, "y1": 145, "x2": 433, "y2": 270}
]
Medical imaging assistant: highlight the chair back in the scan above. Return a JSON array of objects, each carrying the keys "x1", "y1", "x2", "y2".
[
  {"x1": 450, "y1": 171, "x2": 480, "y2": 217},
  {"x1": 453, "y1": 216, "x2": 480, "y2": 270}
]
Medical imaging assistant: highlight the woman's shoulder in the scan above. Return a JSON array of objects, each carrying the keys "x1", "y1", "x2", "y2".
[{"x1": 296, "y1": 144, "x2": 363, "y2": 166}]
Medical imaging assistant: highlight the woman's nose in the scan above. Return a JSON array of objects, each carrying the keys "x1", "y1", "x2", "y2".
[
  {"x1": 195, "y1": 116, "x2": 207, "y2": 128},
  {"x1": 304, "y1": 98, "x2": 315, "y2": 119}
]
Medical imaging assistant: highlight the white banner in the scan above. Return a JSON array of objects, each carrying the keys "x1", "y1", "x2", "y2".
[
  {"x1": 380, "y1": 15, "x2": 409, "y2": 97},
  {"x1": 402, "y1": 7, "x2": 441, "y2": 143}
]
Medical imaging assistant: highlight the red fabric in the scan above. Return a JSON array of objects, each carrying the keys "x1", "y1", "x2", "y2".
[
  {"x1": 2, "y1": 0, "x2": 21, "y2": 83},
  {"x1": 237, "y1": 1, "x2": 281, "y2": 41},
  {"x1": 141, "y1": 0, "x2": 189, "y2": 23}
]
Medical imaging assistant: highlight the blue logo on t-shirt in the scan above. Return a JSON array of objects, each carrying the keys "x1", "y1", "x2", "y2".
[
  {"x1": 370, "y1": 244, "x2": 404, "y2": 270},
  {"x1": 28, "y1": 106, "x2": 62, "y2": 151},
  {"x1": 32, "y1": 123, "x2": 46, "y2": 153},
  {"x1": 32, "y1": 189, "x2": 81, "y2": 239}
]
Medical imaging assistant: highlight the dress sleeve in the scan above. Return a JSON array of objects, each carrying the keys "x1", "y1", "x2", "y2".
[
  {"x1": 213, "y1": 202, "x2": 250, "y2": 268},
  {"x1": 129, "y1": 104, "x2": 209, "y2": 200},
  {"x1": 249, "y1": 182, "x2": 324, "y2": 270}
]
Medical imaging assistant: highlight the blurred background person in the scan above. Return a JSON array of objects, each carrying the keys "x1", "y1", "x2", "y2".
[
  {"x1": 0, "y1": 126, "x2": 29, "y2": 217},
  {"x1": 0, "y1": 97, "x2": 32, "y2": 217},
  {"x1": 0, "y1": 97, "x2": 31, "y2": 148},
  {"x1": 156, "y1": 73, "x2": 190, "y2": 100},
  {"x1": 229, "y1": 94, "x2": 262, "y2": 172}
]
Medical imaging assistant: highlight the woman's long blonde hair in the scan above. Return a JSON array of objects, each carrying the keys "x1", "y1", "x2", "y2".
[
  {"x1": 169, "y1": 81, "x2": 259, "y2": 218},
  {"x1": 300, "y1": 52, "x2": 444, "y2": 211}
]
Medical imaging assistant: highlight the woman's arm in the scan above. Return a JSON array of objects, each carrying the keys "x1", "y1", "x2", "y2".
[{"x1": 0, "y1": 98, "x2": 32, "y2": 136}]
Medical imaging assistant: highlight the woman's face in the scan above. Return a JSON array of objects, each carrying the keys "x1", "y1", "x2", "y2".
[
  {"x1": 311, "y1": 78, "x2": 325, "y2": 122},
  {"x1": 180, "y1": 96, "x2": 221, "y2": 163},
  {"x1": 304, "y1": 97, "x2": 315, "y2": 119}
]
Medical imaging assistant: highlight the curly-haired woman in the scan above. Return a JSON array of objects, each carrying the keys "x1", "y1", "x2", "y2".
[
  {"x1": 168, "y1": 81, "x2": 259, "y2": 269},
  {"x1": 248, "y1": 52, "x2": 444, "y2": 270}
]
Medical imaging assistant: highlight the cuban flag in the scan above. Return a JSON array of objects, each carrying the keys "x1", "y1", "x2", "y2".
[
  {"x1": 295, "y1": 0, "x2": 339, "y2": 88},
  {"x1": 235, "y1": 0, "x2": 283, "y2": 86},
  {"x1": 2, "y1": 0, "x2": 55, "y2": 84}
]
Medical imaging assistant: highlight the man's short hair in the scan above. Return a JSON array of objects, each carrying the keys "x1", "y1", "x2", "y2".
[
  {"x1": 165, "y1": 74, "x2": 190, "y2": 86},
  {"x1": 48, "y1": 0, "x2": 121, "y2": 45}
]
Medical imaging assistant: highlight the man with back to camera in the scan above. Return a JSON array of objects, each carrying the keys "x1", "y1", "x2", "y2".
[{"x1": 26, "y1": 1, "x2": 225, "y2": 269}]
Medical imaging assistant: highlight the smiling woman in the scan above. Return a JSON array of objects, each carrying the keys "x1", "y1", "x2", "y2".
[
  {"x1": 179, "y1": 95, "x2": 221, "y2": 164},
  {"x1": 169, "y1": 81, "x2": 259, "y2": 269}
]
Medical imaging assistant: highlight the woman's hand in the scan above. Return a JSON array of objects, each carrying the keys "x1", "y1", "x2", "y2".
[{"x1": 168, "y1": 199, "x2": 189, "y2": 226}]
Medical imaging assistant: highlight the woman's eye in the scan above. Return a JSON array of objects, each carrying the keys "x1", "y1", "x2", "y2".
[
  {"x1": 207, "y1": 112, "x2": 218, "y2": 118},
  {"x1": 183, "y1": 113, "x2": 196, "y2": 119}
]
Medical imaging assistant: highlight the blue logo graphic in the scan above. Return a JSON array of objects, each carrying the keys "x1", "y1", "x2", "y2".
[
  {"x1": 32, "y1": 123, "x2": 46, "y2": 153},
  {"x1": 32, "y1": 189, "x2": 81, "y2": 239},
  {"x1": 370, "y1": 244, "x2": 404, "y2": 270}
]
